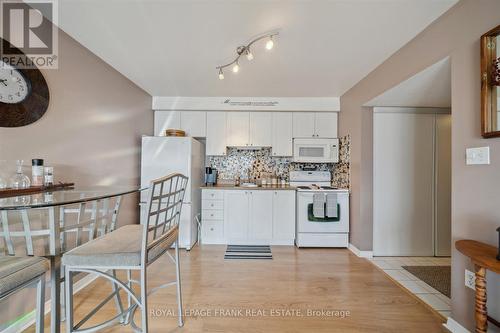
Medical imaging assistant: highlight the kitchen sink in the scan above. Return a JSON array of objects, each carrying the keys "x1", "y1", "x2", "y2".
[{"x1": 240, "y1": 182, "x2": 258, "y2": 187}]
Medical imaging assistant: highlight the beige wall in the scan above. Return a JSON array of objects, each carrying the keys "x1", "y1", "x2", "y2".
[
  {"x1": 0, "y1": 28, "x2": 151, "y2": 328},
  {"x1": 340, "y1": 0, "x2": 500, "y2": 329},
  {"x1": 0, "y1": 29, "x2": 152, "y2": 222}
]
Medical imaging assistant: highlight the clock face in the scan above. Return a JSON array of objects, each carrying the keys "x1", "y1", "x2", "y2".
[{"x1": 0, "y1": 61, "x2": 30, "y2": 104}]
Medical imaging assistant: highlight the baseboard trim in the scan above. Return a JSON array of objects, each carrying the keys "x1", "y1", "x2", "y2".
[
  {"x1": 443, "y1": 317, "x2": 470, "y2": 333},
  {"x1": 348, "y1": 243, "x2": 373, "y2": 259},
  {"x1": 2, "y1": 273, "x2": 97, "y2": 333}
]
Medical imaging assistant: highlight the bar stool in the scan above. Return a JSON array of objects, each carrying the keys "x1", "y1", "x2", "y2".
[
  {"x1": 0, "y1": 256, "x2": 49, "y2": 333},
  {"x1": 63, "y1": 173, "x2": 188, "y2": 332}
]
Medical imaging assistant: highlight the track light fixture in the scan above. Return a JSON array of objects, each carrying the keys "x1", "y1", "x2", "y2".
[{"x1": 216, "y1": 32, "x2": 278, "y2": 80}]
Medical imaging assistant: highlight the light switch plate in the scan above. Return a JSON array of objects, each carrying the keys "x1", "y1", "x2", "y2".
[
  {"x1": 465, "y1": 269, "x2": 475, "y2": 290},
  {"x1": 466, "y1": 146, "x2": 490, "y2": 165}
]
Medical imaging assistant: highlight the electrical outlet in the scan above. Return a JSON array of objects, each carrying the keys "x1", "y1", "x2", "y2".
[{"x1": 465, "y1": 269, "x2": 476, "y2": 290}]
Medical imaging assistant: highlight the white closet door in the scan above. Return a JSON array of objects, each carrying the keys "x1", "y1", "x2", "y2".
[
  {"x1": 373, "y1": 112, "x2": 435, "y2": 256},
  {"x1": 435, "y1": 114, "x2": 451, "y2": 256}
]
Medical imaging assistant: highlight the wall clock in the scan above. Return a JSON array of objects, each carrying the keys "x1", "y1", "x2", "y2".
[{"x1": 0, "y1": 39, "x2": 50, "y2": 127}]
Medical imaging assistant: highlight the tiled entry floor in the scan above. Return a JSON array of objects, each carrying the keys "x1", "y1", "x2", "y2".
[{"x1": 369, "y1": 256, "x2": 451, "y2": 318}]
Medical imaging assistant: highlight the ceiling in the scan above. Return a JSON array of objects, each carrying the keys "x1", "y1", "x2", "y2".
[
  {"x1": 365, "y1": 57, "x2": 451, "y2": 108},
  {"x1": 57, "y1": 0, "x2": 458, "y2": 97}
]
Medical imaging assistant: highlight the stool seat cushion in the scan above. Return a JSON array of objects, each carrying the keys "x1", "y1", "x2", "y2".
[
  {"x1": 62, "y1": 224, "x2": 178, "y2": 268},
  {"x1": 0, "y1": 256, "x2": 49, "y2": 297}
]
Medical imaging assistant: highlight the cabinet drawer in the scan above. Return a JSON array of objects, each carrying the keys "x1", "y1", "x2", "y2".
[
  {"x1": 203, "y1": 200, "x2": 224, "y2": 210},
  {"x1": 203, "y1": 209, "x2": 224, "y2": 220},
  {"x1": 202, "y1": 190, "x2": 224, "y2": 200},
  {"x1": 202, "y1": 220, "x2": 224, "y2": 244}
]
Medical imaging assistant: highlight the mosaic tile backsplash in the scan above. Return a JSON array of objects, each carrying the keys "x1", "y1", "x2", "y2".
[{"x1": 207, "y1": 135, "x2": 351, "y2": 189}]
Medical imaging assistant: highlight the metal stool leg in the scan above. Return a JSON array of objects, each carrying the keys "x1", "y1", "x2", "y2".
[
  {"x1": 140, "y1": 268, "x2": 148, "y2": 333},
  {"x1": 36, "y1": 274, "x2": 46, "y2": 333},
  {"x1": 65, "y1": 267, "x2": 74, "y2": 333},
  {"x1": 111, "y1": 270, "x2": 126, "y2": 323},
  {"x1": 175, "y1": 241, "x2": 184, "y2": 327}
]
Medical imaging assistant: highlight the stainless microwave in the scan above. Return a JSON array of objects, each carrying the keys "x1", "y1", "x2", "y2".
[{"x1": 293, "y1": 138, "x2": 339, "y2": 163}]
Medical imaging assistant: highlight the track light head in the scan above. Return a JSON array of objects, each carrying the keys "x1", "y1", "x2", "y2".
[
  {"x1": 265, "y1": 37, "x2": 274, "y2": 50},
  {"x1": 232, "y1": 62, "x2": 239, "y2": 73},
  {"x1": 246, "y1": 48, "x2": 254, "y2": 61}
]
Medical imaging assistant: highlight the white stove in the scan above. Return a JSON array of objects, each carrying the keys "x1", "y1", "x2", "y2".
[{"x1": 290, "y1": 171, "x2": 349, "y2": 248}]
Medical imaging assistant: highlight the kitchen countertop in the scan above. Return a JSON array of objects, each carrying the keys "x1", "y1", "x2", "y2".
[{"x1": 201, "y1": 184, "x2": 297, "y2": 191}]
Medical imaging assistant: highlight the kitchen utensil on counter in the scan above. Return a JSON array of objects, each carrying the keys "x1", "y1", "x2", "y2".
[
  {"x1": 205, "y1": 167, "x2": 218, "y2": 186},
  {"x1": 164, "y1": 129, "x2": 186, "y2": 137}
]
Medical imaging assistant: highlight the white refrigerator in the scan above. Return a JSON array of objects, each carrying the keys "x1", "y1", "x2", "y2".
[{"x1": 140, "y1": 136, "x2": 205, "y2": 250}]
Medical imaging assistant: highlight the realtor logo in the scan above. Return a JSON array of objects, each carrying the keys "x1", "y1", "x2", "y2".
[{"x1": 0, "y1": 0, "x2": 58, "y2": 69}]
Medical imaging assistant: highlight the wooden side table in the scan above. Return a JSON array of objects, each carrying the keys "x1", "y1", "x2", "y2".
[{"x1": 456, "y1": 239, "x2": 500, "y2": 333}]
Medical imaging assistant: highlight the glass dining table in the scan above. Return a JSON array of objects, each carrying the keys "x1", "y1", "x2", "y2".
[{"x1": 0, "y1": 186, "x2": 144, "y2": 333}]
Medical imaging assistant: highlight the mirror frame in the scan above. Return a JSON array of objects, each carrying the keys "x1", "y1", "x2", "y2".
[{"x1": 481, "y1": 24, "x2": 500, "y2": 138}]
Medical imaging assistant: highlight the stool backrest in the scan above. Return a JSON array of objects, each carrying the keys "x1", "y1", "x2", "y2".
[
  {"x1": 141, "y1": 173, "x2": 188, "y2": 265},
  {"x1": 0, "y1": 197, "x2": 122, "y2": 257}
]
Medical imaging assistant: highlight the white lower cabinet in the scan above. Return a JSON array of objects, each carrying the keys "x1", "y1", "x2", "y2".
[
  {"x1": 272, "y1": 191, "x2": 295, "y2": 245},
  {"x1": 224, "y1": 190, "x2": 249, "y2": 242},
  {"x1": 201, "y1": 189, "x2": 295, "y2": 245},
  {"x1": 248, "y1": 191, "x2": 273, "y2": 243}
]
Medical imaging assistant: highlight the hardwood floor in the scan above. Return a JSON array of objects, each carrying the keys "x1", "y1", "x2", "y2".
[{"x1": 29, "y1": 246, "x2": 447, "y2": 332}]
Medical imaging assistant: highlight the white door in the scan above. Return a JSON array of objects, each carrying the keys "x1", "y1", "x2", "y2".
[
  {"x1": 272, "y1": 191, "x2": 295, "y2": 243},
  {"x1": 226, "y1": 112, "x2": 249, "y2": 146},
  {"x1": 224, "y1": 190, "x2": 249, "y2": 242},
  {"x1": 249, "y1": 112, "x2": 272, "y2": 147},
  {"x1": 373, "y1": 111, "x2": 435, "y2": 256},
  {"x1": 293, "y1": 112, "x2": 315, "y2": 138},
  {"x1": 180, "y1": 111, "x2": 206, "y2": 137},
  {"x1": 248, "y1": 191, "x2": 273, "y2": 243},
  {"x1": 154, "y1": 111, "x2": 181, "y2": 136},
  {"x1": 272, "y1": 112, "x2": 293, "y2": 156},
  {"x1": 435, "y1": 114, "x2": 451, "y2": 256},
  {"x1": 314, "y1": 113, "x2": 338, "y2": 138},
  {"x1": 206, "y1": 112, "x2": 226, "y2": 156}
]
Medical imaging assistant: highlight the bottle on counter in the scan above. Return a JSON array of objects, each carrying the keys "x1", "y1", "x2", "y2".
[
  {"x1": 44, "y1": 166, "x2": 54, "y2": 186},
  {"x1": 10, "y1": 160, "x2": 31, "y2": 189},
  {"x1": 31, "y1": 159, "x2": 44, "y2": 187}
]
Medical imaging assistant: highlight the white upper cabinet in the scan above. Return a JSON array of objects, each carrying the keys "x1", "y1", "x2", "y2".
[
  {"x1": 226, "y1": 112, "x2": 250, "y2": 147},
  {"x1": 206, "y1": 112, "x2": 227, "y2": 156},
  {"x1": 154, "y1": 111, "x2": 207, "y2": 137},
  {"x1": 292, "y1": 112, "x2": 337, "y2": 138},
  {"x1": 154, "y1": 111, "x2": 181, "y2": 136},
  {"x1": 249, "y1": 112, "x2": 272, "y2": 147},
  {"x1": 314, "y1": 112, "x2": 338, "y2": 138},
  {"x1": 293, "y1": 112, "x2": 315, "y2": 137},
  {"x1": 272, "y1": 112, "x2": 293, "y2": 156},
  {"x1": 180, "y1": 111, "x2": 206, "y2": 137}
]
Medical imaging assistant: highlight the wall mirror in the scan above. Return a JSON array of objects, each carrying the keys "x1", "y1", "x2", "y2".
[{"x1": 481, "y1": 25, "x2": 500, "y2": 138}]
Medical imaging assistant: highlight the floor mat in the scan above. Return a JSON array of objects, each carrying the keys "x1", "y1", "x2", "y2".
[
  {"x1": 224, "y1": 245, "x2": 272, "y2": 260},
  {"x1": 402, "y1": 265, "x2": 451, "y2": 297}
]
